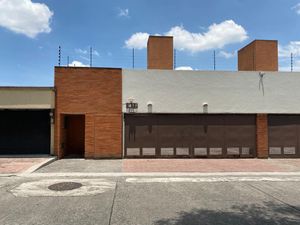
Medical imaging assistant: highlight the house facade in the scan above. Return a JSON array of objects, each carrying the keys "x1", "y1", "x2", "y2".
[{"x1": 1, "y1": 36, "x2": 299, "y2": 159}]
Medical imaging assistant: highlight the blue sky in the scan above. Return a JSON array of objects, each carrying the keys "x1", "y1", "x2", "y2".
[{"x1": 0, "y1": 0, "x2": 300, "y2": 86}]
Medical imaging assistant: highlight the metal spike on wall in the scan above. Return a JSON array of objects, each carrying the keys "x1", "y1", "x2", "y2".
[
  {"x1": 90, "y1": 46, "x2": 93, "y2": 67},
  {"x1": 67, "y1": 56, "x2": 69, "y2": 67},
  {"x1": 174, "y1": 49, "x2": 176, "y2": 69},
  {"x1": 58, "y1": 46, "x2": 61, "y2": 66},
  {"x1": 291, "y1": 53, "x2": 293, "y2": 72},
  {"x1": 132, "y1": 48, "x2": 135, "y2": 69},
  {"x1": 213, "y1": 50, "x2": 216, "y2": 71}
]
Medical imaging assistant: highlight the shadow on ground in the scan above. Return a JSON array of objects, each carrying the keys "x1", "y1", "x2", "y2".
[{"x1": 155, "y1": 201, "x2": 300, "y2": 225}]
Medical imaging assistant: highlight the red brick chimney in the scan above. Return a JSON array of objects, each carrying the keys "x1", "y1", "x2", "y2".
[
  {"x1": 238, "y1": 40, "x2": 278, "y2": 71},
  {"x1": 147, "y1": 36, "x2": 174, "y2": 70}
]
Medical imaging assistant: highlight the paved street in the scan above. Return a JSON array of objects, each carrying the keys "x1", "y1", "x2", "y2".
[{"x1": 1, "y1": 173, "x2": 300, "y2": 225}]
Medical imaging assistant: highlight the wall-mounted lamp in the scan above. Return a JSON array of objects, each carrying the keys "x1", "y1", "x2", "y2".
[
  {"x1": 147, "y1": 101, "x2": 153, "y2": 113},
  {"x1": 203, "y1": 102, "x2": 208, "y2": 113}
]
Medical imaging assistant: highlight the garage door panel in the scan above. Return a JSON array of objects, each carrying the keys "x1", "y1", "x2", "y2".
[
  {"x1": 269, "y1": 115, "x2": 300, "y2": 158},
  {"x1": 125, "y1": 115, "x2": 157, "y2": 157},
  {"x1": 157, "y1": 115, "x2": 192, "y2": 157},
  {"x1": 0, "y1": 110, "x2": 50, "y2": 155},
  {"x1": 125, "y1": 114, "x2": 256, "y2": 158}
]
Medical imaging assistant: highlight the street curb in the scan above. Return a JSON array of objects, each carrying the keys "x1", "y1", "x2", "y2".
[
  {"x1": 21, "y1": 171, "x2": 300, "y2": 177},
  {"x1": 0, "y1": 174, "x2": 17, "y2": 177},
  {"x1": 22, "y1": 157, "x2": 57, "y2": 175}
]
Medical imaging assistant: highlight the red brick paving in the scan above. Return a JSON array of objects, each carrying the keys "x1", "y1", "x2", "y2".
[
  {"x1": 122, "y1": 159, "x2": 300, "y2": 173},
  {"x1": 0, "y1": 158, "x2": 46, "y2": 174}
]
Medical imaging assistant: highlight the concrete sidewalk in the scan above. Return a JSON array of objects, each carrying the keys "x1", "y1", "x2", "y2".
[
  {"x1": 36, "y1": 158, "x2": 300, "y2": 174},
  {"x1": 0, "y1": 157, "x2": 56, "y2": 174},
  {"x1": 122, "y1": 159, "x2": 300, "y2": 172}
]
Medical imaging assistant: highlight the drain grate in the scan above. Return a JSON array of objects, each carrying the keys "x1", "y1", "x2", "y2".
[{"x1": 48, "y1": 182, "x2": 82, "y2": 191}]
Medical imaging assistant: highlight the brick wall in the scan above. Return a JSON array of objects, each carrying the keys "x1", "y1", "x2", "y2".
[
  {"x1": 238, "y1": 40, "x2": 278, "y2": 71},
  {"x1": 256, "y1": 114, "x2": 269, "y2": 158},
  {"x1": 54, "y1": 67, "x2": 122, "y2": 159},
  {"x1": 147, "y1": 36, "x2": 173, "y2": 70}
]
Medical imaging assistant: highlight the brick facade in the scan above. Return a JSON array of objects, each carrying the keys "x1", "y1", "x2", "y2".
[
  {"x1": 147, "y1": 36, "x2": 173, "y2": 70},
  {"x1": 54, "y1": 67, "x2": 122, "y2": 159},
  {"x1": 238, "y1": 40, "x2": 278, "y2": 72},
  {"x1": 256, "y1": 114, "x2": 269, "y2": 158}
]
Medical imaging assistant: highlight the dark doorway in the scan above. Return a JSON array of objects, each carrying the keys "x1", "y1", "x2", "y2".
[
  {"x1": 65, "y1": 115, "x2": 85, "y2": 158},
  {"x1": 0, "y1": 110, "x2": 50, "y2": 155}
]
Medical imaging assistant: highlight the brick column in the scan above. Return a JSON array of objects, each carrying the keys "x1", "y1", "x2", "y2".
[
  {"x1": 256, "y1": 114, "x2": 269, "y2": 158},
  {"x1": 85, "y1": 114, "x2": 95, "y2": 158}
]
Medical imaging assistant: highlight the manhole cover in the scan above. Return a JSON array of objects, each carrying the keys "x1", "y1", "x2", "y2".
[{"x1": 48, "y1": 182, "x2": 82, "y2": 191}]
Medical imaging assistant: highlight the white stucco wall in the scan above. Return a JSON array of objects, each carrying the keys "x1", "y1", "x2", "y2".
[
  {"x1": 123, "y1": 69, "x2": 300, "y2": 114},
  {"x1": 0, "y1": 87, "x2": 54, "y2": 109}
]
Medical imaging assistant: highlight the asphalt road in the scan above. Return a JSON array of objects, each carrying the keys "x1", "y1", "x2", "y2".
[{"x1": 1, "y1": 175, "x2": 300, "y2": 225}]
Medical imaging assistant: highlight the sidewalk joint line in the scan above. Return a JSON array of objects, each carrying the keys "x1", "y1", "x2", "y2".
[{"x1": 108, "y1": 178, "x2": 118, "y2": 225}]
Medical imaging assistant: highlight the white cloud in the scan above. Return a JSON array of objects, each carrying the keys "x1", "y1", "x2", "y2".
[
  {"x1": 279, "y1": 41, "x2": 300, "y2": 57},
  {"x1": 125, "y1": 32, "x2": 149, "y2": 49},
  {"x1": 0, "y1": 0, "x2": 53, "y2": 38},
  {"x1": 125, "y1": 20, "x2": 248, "y2": 53},
  {"x1": 278, "y1": 41, "x2": 300, "y2": 71},
  {"x1": 280, "y1": 60, "x2": 300, "y2": 72},
  {"x1": 166, "y1": 20, "x2": 248, "y2": 53},
  {"x1": 218, "y1": 50, "x2": 236, "y2": 59},
  {"x1": 75, "y1": 48, "x2": 100, "y2": 57},
  {"x1": 79, "y1": 55, "x2": 90, "y2": 61},
  {"x1": 68, "y1": 61, "x2": 89, "y2": 67},
  {"x1": 75, "y1": 48, "x2": 88, "y2": 55},
  {"x1": 93, "y1": 50, "x2": 100, "y2": 56},
  {"x1": 292, "y1": 3, "x2": 300, "y2": 14},
  {"x1": 175, "y1": 66, "x2": 193, "y2": 70},
  {"x1": 118, "y1": 8, "x2": 129, "y2": 17}
]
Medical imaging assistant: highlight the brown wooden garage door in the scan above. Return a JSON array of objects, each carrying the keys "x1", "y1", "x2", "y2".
[
  {"x1": 269, "y1": 115, "x2": 300, "y2": 158},
  {"x1": 124, "y1": 114, "x2": 256, "y2": 158}
]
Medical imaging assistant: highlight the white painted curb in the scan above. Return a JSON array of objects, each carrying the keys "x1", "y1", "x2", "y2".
[{"x1": 21, "y1": 171, "x2": 300, "y2": 178}]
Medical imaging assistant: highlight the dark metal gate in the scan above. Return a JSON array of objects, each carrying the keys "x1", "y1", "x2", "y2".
[
  {"x1": 125, "y1": 114, "x2": 256, "y2": 158},
  {"x1": 0, "y1": 110, "x2": 51, "y2": 155},
  {"x1": 269, "y1": 115, "x2": 300, "y2": 158}
]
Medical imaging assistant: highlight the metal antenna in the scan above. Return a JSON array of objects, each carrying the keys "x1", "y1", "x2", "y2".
[
  {"x1": 132, "y1": 48, "x2": 135, "y2": 69},
  {"x1": 213, "y1": 50, "x2": 216, "y2": 71},
  {"x1": 67, "y1": 56, "x2": 69, "y2": 67},
  {"x1": 174, "y1": 49, "x2": 176, "y2": 69},
  {"x1": 291, "y1": 53, "x2": 293, "y2": 72},
  {"x1": 58, "y1": 46, "x2": 61, "y2": 66},
  {"x1": 90, "y1": 46, "x2": 93, "y2": 67}
]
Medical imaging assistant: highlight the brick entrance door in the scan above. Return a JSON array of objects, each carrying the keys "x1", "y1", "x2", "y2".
[{"x1": 64, "y1": 115, "x2": 85, "y2": 158}]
